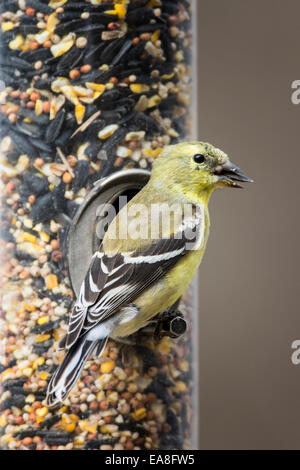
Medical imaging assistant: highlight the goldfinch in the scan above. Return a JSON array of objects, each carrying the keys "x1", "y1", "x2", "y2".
[{"x1": 46, "y1": 141, "x2": 252, "y2": 406}]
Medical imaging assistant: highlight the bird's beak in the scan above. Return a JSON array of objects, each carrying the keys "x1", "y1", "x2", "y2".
[{"x1": 214, "y1": 160, "x2": 253, "y2": 188}]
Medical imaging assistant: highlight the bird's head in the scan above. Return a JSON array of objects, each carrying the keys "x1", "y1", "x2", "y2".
[{"x1": 151, "y1": 141, "x2": 253, "y2": 201}]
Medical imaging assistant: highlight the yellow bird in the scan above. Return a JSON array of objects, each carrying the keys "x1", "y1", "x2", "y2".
[{"x1": 46, "y1": 141, "x2": 252, "y2": 406}]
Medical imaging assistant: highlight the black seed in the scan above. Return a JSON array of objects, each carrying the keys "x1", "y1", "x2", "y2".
[
  {"x1": 134, "y1": 23, "x2": 167, "y2": 33},
  {"x1": 101, "y1": 37, "x2": 126, "y2": 64},
  {"x1": 33, "y1": 339, "x2": 54, "y2": 355},
  {"x1": 43, "y1": 432, "x2": 73, "y2": 446},
  {"x1": 57, "y1": 46, "x2": 83, "y2": 72},
  {"x1": 63, "y1": 2, "x2": 114, "y2": 11},
  {"x1": 31, "y1": 320, "x2": 57, "y2": 334},
  {"x1": 2, "y1": 378, "x2": 26, "y2": 391},
  {"x1": 15, "y1": 121, "x2": 42, "y2": 139},
  {"x1": 23, "y1": 173, "x2": 49, "y2": 196},
  {"x1": 72, "y1": 160, "x2": 89, "y2": 193},
  {"x1": 73, "y1": 24, "x2": 105, "y2": 35},
  {"x1": 30, "y1": 192, "x2": 55, "y2": 224},
  {"x1": 34, "y1": 78, "x2": 53, "y2": 90},
  {"x1": 83, "y1": 42, "x2": 106, "y2": 65},
  {"x1": 29, "y1": 138, "x2": 53, "y2": 154},
  {"x1": 1, "y1": 395, "x2": 25, "y2": 410},
  {"x1": 111, "y1": 39, "x2": 133, "y2": 66},
  {"x1": 54, "y1": 128, "x2": 73, "y2": 148},
  {"x1": 132, "y1": 112, "x2": 161, "y2": 133},
  {"x1": 14, "y1": 429, "x2": 38, "y2": 439},
  {"x1": 18, "y1": 108, "x2": 50, "y2": 125},
  {"x1": 126, "y1": 6, "x2": 155, "y2": 25},
  {"x1": 40, "y1": 415, "x2": 62, "y2": 429},
  {"x1": 55, "y1": 19, "x2": 87, "y2": 36},
  {"x1": 9, "y1": 129, "x2": 38, "y2": 158},
  {"x1": 135, "y1": 345, "x2": 159, "y2": 372},
  {"x1": 162, "y1": 1, "x2": 180, "y2": 14},
  {"x1": 5, "y1": 56, "x2": 32, "y2": 71},
  {"x1": 53, "y1": 181, "x2": 67, "y2": 214},
  {"x1": 99, "y1": 88, "x2": 122, "y2": 104},
  {"x1": 85, "y1": 438, "x2": 118, "y2": 450},
  {"x1": 127, "y1": 0, "x2": 149, "y2": 11},
  {"x1": 45, "y1": 109, "x2": 65, "y2": 143},
  {"x1": 101, "y1": 127, "x2": 127, "y2": 153},
  {"x1": 160, "y1": 31, "x2": 174, "y2": 62},
  {"x1": 66, "y1": 199, "x2": 79, "y2": 219},
  {"x1": 19, "y1": 25, "x2": 39, "y2": 35},
  {"x1": 15, "y1": 250, "x2": 35, "y2": 264},
  {"x1": 32, "y1": 276, "x2": 45, "y2": 292}
]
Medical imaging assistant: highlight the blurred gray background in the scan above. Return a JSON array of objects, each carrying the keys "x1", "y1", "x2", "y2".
[{"x1": 197, "y1": 0, "x2": 300, "y2": 449}]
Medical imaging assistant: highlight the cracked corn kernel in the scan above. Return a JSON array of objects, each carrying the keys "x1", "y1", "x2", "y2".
[
  {"x1": 2, "y1": 22, "x2": 15, "y2": 33},
  {"x1": 132, "y1": 408, "x2": 147, "y2": 421},
  {"x1": 23, "y1": 302, "x2": 36, "y2": 312},
  {"x1": 75, "y1": 104, "x2": 85, "y2": 125},
  {"x1": 23, "y1": 367, "x2": 33, "y2": 377},
  {"x1": 98, "y1": 124, "x2": 119, "y2": 139},
  {"x1": 151, "y1": 29, "x2": 160, "y2": 43},
  {"x1": 35, "y1": 334, "x2": 51, "y2": 343},
  {"x1": 9, "y1": 35, "x2": 24, "y2": 50},
  {"x1": 33, "y1": 357, "x2": 45, "y2": 368},
  {"x1": 45, "y1": 274, "x2": 58, "y2": 289},
  {"x1": 50, "y1": 33, "x2": 75, "y2": 58},
  {"x1": 36, "y1": 407, "x2": 48, "y2": 418},
  {"x1": 148, "y1": 95, "x2": 161, "y2": 108},
  {"x1": 38, "y1": 371, "x2": 50, "y2": 380},
  {"x1": 130, "y1": 84, "x2": 150, "y2": 93},
  {"x1": 100, "y1": 360, "x2": 115, "y2": 374},
  {"x1": 115, "y1": 3, "x2": 127, "y2": 19},
  {"x1": 23, "y1": 232, "x2": 37, "y2": 244},
  {"x1": 100, "y1": 424, "x2": 118, "y2": 434}
]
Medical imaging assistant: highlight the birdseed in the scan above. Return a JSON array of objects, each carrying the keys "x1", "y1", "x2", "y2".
[{"x1": 0, "y1": 0, "x2": 196, "y2": 450}]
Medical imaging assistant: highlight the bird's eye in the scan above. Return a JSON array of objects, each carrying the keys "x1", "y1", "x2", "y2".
[{"x1": 193, "y1": 154, "x2": 205, "y2": 164}]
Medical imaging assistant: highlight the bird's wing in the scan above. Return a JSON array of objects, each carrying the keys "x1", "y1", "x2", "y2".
[{"x1": 63, "y1": 204, "x2": 204, "y2": 349}]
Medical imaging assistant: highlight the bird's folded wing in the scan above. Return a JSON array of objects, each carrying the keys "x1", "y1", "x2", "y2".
[{"x1": 63, "y1": 205, "x2": 203, "y2": 349}]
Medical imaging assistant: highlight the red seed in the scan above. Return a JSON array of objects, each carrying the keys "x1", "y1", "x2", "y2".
[
  {"x1": 80, "y1": 64, "x2": 92, "y2": 74},
  {"x1": 34, "y1": 157, "x2": 44, "y2": 167},
  {"x1": 26, "y1": 101, "x2": 35, "y2": 109},
  {"x1": 42, "y1": 101, "x2": 50, "y2": 113},
  {"x1": 125, "y1": 441, "x2": 134, "y2": 450},
  {"x1": 28, "y1": 194, "x2": 36, "y2": 204},
  {"x1": 6, "y1": 182, "x2": 15, "y2": 193},
  {"x1": 10, "y1": 90, "x2": 20, "y2": 99},
  {"x1": 50, "y1": 239, "x2": 60, "y2": 250},
  {"x1": 168, "y1": 15, "x2": 179, "y2": 25},
  {"x1": 69, "y1": 69, "x2": 80, "y2": 80},
  {"x1": 23, "y1": 437, "x2": 33, "y2": 446},
  {"x1": 30, "y1": 91, "x2": 40, "y2": 102},
  {"x1": 108, "y1": 22, "x2": 120, "y2": 30},
  {"x1": 26, "y1": 8, "x2": 35, "y2": 16},
  {"x1": 62, "y1": 171, "x2": 73, "y2": 184},
  {"x1": 99, "y1": 400, "x2": 109, "y2": 411},
  {"x1": 109, "y1": 77, "x2": 118, "y2": 84},
  {"x1": 30, "y1": 42, "x2": 39, "y2": 50},
  {"x1": 89, "y1": 401, "x2": 98, "y2": 411}
]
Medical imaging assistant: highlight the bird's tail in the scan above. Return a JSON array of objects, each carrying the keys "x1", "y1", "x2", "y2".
[{"x1": 45, "y1": 335, "x2": 107, "y2": 407}]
